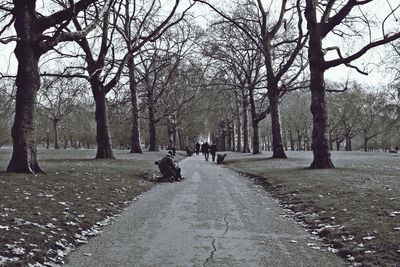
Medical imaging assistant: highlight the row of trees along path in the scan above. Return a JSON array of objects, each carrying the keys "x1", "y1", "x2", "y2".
[{"x1": 0, "y1": 0, "x2": 400, "y2": 173}]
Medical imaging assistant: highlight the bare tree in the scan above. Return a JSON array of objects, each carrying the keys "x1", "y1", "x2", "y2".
[
  {"x1": 66, "y1": 1, "x2": 134, "y2": 159},
  {"x1": 358, "y1": 88, "x2": 396, "y2": 151},
  {"x1": 37, "y1": 76, "x2": 85, "y2": 149},
  {"x1": 304, "y1": 0, "x2": 400, "y2": 168},
  {"x1": 158, "y1": 62, "x2": 202, "y2": 150},
  {"x1": 0, "y1": 80, "x2": 14, "y2": 147},
  {"x1": 114, "y1": 0, "x2": 194, "y2": 153},
  {"x1": 0, "y1": 0, "x2": 108, "y2": 173},
  {"x1": 136, "y1": 23, "x2": 195, "y2": 151},
  {"x1": 195, "y1": 0, "x2": 308, "y2": 158}
]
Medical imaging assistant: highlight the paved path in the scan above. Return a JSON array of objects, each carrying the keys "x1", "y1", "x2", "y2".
[{"x1": 65, "y1": 155, "x2": 344, "y2": 267}]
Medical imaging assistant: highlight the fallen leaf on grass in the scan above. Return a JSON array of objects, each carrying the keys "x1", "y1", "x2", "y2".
[
  {"x1": 0, "y1": 225, "x2": 10, "y2": 230},
  {"x1": 327, "y1": 247, "x2": 339, "y2": 253},
  {"x1": 389, "y1": 211, "x2": 400, "y2": 217},
  {"x1": 363, "y1": 236, "x2": 375, "y2": 240},
  {"x1": 12, "y1": 247, "x2": 25, "y2": 255}
]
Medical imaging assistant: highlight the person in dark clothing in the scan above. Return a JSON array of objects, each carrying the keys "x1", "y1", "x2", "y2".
[
  {"x1": 209, "y1": 143, "x2": 217, "y2": 162},
  {"x1": 202, "y1": 142, "x2": 210, "y2": 161},
  {"x1": 195, "y1": 142, "x2": 200, "y2": 155},
  {"x1": 186, "y1": 146, "x2": 193, "y2": 156},
  {"x1": 155, "y1": 151, "x2": 182, "y2": 182},
  {"x1": 217, "y1": 153, "x2": 227, "y2": 164}
]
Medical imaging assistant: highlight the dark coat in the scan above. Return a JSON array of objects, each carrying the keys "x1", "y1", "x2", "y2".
[{"x1": 209, "y1": 144, "x2": 217, "y2": 154}]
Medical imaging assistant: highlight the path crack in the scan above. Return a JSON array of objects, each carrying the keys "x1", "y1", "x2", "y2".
[
  {"x1": 223, "y1": 215, "x2": 229, "y2": 236},
  {"x1": 203, "y1": 238, "x2": 217, "y2": 266}
]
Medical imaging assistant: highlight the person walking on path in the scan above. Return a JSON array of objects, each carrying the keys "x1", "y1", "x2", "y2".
[
  {"x1": 195, "y1": 142, "x2": 200, "y2": 155},
  {"x1": 202, "y1": 142, "x2": 210, "y2": 161},
  {"x1": 209, "y1": 143, "x2": 217, "y2": 162}
]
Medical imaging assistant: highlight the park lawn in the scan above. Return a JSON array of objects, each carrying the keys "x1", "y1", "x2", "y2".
[
  {"x1": 225, "y1": 151, "x2": 400, "y2": 267},
  {"x1": 0, "y1": 148, "x2": 178, "y2": 266}
]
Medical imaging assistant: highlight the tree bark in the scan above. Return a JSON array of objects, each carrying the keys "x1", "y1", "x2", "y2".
[
  {"x1": 345, "y1": 136, "x2": 352, "y2": 151},
  {"x1": 167, "y1": 124, "x2": 174, "y2": 149},
  {"x1": 249, "y1": 88, "x2": 262, "y2": 154},
  {"x1": 172, "y1": 125, "x2": 177, "y2": 150},
  {"x1": 309, "y1": 77, "x2": 334, "y2": 168},
  {"x1": 251, "y1": 121, "x2": 261, "y2": 154},
  {"x1": 289, "y1": 130, "x2": 295, "y2": 151},
  {"x1": 227, "y1": 121, "x2": 232, "y2": 151},
  {"x1": 128, "y1": 58, "x2": 142, "y2": 153},
  {"x1": 93, "y1": 89, "x2": 115, "y2": 159},
  {"x1": 242, "y1": 95, "x2": 250, "y2": 153},
  {"x1": 336, "y1": 140, "x2": 340, "y2": 151},
  {"x1": 236, "y1": 98, "x2": 242, "y2": 152},
  {"x1": 53, "y1": 119, "x2": 59, "y2": 149},
  {"x1": 221, "y1": 120, "x2": 226, "y2": 151},
  {"x1": 363, "y1": 136, "x2": 369, "y2": 152},
  {"x1": 268, "y1": 89, "x2": 287, "y2": 158},
  {"x1": 231, "y1": 122, "x2": 236, "y2": 152},
  {"x1": 46, "y1": 130, "x2": 50, "y2": 149},
  {"x1": 148, "y1": 95, "x2": 158, "y2": 151},
  {"x1": 306, "y1": 0, "x2": 334, "y2": 169},
  {"x1": 7, "y1": 1, "x2": 43, "y2": 173},
  {"x1": 297, "y1": 130, "x2": 302, "y2": 151}
]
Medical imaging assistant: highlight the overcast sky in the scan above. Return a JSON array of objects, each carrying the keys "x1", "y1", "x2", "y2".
[{"x1": 0, "y1": 0, "x2": 399, "y2": 87}]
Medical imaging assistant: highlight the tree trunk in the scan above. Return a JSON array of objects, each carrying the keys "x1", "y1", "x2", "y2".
[
  {"x1": 7, "y1": 2, "x2": 43, "y2": 173},
  {"x1": 289, "y1": 130, "x2": 295, "y2": 151},
  {"x1": 167, "y1": 124, "x2": 174, "y2": 149},
  {"x1": 284, "y1": 131, "x2": 288, "y2": 151},
  {"x1": 46, "y1": 130, "x2": 50, "y2": 149},
  {"x1": 268, "y1": 89, "x2": 287, "y2": 158},
  {"x1": 221, "y1": 121, "x2": 226, "y2": 151},
  {"x1": 178, "y1": 129, "x2": 184, "y2": 150},
  {"x1": 128, "y1": 58, "x2": 142, "y2": 153},
  {"x1": 249, "y1": 88, "x2": 262, "y2": 154},
  {"x1": 363, "y1": 136, "x2": 369, "y2": 152},
  {"x1": 236, "y1": 102, "x2": 242, "y2": 152},
  {"x1": 345, "y1": 136, "x2": 352, "y2": 151},
  {"x1": 93, "y1": 89, "x2": 115, "y2": 159},
  {"x1": 172, "y1": 125, "x2": 177, "y2": 150},
  {"x1": 242, "y1": 95, "x2": 250, "y2": 153},
  {"x1": 328, "y1": 132, "x2": 333, "y2": 151},
  {"x1": 309, "y1": 82, "x2": 334, "y2": 168},
  {"x1": 148, "y1": 97, "x2": 158, "y2": 151},
  {"x1": 227, "y1": 121, "x2": 232, "y2": 151},
  {"x1": 336, "y1": 140, "x2": 341, "y2": 151},
  {"x1": 231, "y1": 122, "x2": 236, "y2": 152},
  {"x1": 251, "y1": 121, "x2": 261, "y2": 154},
  {"x1": 306, "y1": 1, "x2": 334, "y2": 169},
  {"x1": 53, "y1": 119, "x2": 59, "y2": 149},
  {"x1": 296, "y1": 130, "x2": 301, "y2": 151}
]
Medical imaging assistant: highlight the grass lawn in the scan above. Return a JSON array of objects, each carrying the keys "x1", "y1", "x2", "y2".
[
  {"x1": 225, "y1": 151, "x2": 400, "y2": 267},
  {"x1": 0, "y1": 148, "x2": 177, "y2": 266}
]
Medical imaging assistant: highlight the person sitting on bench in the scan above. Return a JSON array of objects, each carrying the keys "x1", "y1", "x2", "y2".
[
  {"x1": 217, "y1": 153, "x2": 227, "y2": 164},
  {"x1": 155, "y1": 151, "x2": 182, "y2": 182}
]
